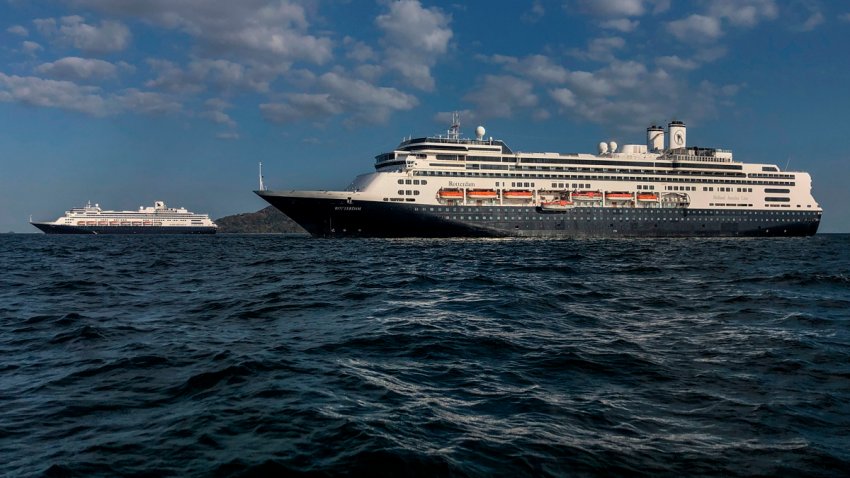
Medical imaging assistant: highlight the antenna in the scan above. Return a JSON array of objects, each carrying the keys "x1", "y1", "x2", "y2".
[
  {"x1": 784, "y1": 156, "x2": 792, "y2": 172},
  {"x1": 258, "y1": 162, "x2": 265, "y2": 191},
  {"x1": 448, "y1": 111, "x2": 460, "y2": 140}
]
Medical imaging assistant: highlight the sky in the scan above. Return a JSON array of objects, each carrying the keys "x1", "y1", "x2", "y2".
[{"x1": 1, "y1": 0, "x2": 849, "y2": 233}]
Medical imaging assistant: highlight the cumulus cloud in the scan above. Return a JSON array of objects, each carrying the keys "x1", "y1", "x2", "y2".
[
  {"x1": 486, "y1": 54, "x2": 569, "y2": 84},
  {"x1": 261, "y1": 72, "x2": 418, "y2": 125},
  {"x1": 797, "y1": 12, "x2": 824, "y2": 32},
  {"x1": 464, "y1": 75, "x2": 538, "y2": 119},
  {"x1": 34, "y1": 15, "x2": 131, "y2": 54},
  {"x1": 146, "y1": 58, "x2": 278, "y2": 94},
  {"x1": 21, "y1": 41, "x2": 43, "y2": 55},
  {"x1": 200, "y1": 98, "x2": 236, "y2": 128},
  {"x1": 667, "y1": 15, "x2": 723, "y2": 43},
  {"x1": 36, "y1": 57, "x2": 118, "y2": 82},
  {"x1": 0, "y1": 73, "x2": 180, "y2": 116},
  {"x1": 574, "y1": 0, "x2": 646, "y2": 17},
  {"x1": 74, "y1": 0, "x2": 331, "y2": 64},
  {"x1": 470, "y1": 52, "x2": 742, "y2": 131},
  {"x1": 570, "y1": 36, "x2": 627, "y2": 62},
  {"x1": 656, "y1": 55, "x2": 699, "y2": 71},
  {"x1": 600, "y1": 19, "x2": 639, "y2": 32},
  {"x1": 115, "y1": 89, "x2": 181, "y2": 115},
  {"x1": 7, "y1": 25, "x2": 28, "y2": 37},
  {"x1": 521, "y1": 1, "x2": 545, "y2": 23},
  {"x1": 707, "y1": 0, "x2": 777, "y2": 27},
  {"x1": 0, "y1": 73, "x2": 107, "y2": 115},
  {"x1": 376, "y1": 0, "x2": 452, "y2": 91}
]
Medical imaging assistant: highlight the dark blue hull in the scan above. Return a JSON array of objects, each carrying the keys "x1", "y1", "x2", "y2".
[
  {"x1": 31, "y1": 223, "x2": 217, "y2": 235},
  {"x1": 257, "y1": 192, "x2": 821, "y2": 238}
]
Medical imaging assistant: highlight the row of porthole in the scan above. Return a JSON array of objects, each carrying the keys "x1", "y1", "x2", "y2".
[
  {"x1": 415, "y1": 206, "x2": 813, "y2": 216},
  {"x1": 414, "y1": 170, "x2": 795, "y2": 186},
  {"x1": 442, "y1": 215, "x2": 809, "y2": 222}
]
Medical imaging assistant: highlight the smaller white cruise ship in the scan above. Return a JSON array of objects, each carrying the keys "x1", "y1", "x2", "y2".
[{"x1": 30, "y1": 201, "x2": 217, "y2": 234}]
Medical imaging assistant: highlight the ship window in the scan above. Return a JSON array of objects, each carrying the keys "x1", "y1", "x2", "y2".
[
  {"x1": 422, "y1": 180, "x2": 427, "y2": 185},
  {"x1": 398, "y1": 190, "x2": 404, "y2": 195},
  {"x1": 414, "y1": 191, "x2": 420, "y2": 195},
  {"x1": 398, "y1": 179, "x2": 404, "y2": 184},
  {"x1": 413, "y1": 180, "x2": 420, "y2": 185}
]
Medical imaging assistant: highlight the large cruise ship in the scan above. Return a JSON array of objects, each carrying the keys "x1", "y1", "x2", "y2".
[
  {"x1": 30, "y1": 201, "x2": 217, "y2": 234},
  {"x1": 256, "y1": 117, "x2": 821, "y2": 237}
]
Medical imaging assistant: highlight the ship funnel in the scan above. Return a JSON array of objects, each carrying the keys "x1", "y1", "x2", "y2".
[
  {"x1": 668, "y1": 120, "x2": 686, "y2": 150},
  {"x1": 647, "y1": 125, "x2": 664, "y2": 152}
]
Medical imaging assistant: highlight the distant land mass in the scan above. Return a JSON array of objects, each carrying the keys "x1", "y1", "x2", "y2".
[{"x1": 215, "y1": 206, "x2": 307, "y2": 234}]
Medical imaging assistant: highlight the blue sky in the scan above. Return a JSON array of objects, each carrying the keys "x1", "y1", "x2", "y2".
[{"x1": 1, "y1": 0, "x2": 849, "y2": 232}]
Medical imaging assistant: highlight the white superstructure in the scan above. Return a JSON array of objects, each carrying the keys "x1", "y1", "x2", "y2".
[{"x1": 32, "y1": 201, "x2": 217, "y2": 233}]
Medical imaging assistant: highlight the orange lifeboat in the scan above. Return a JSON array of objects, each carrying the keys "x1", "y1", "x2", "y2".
[
  {"x1": 438, "y1": 189, "x2": 463, "y2": 199},
  {"x1": 504, "y1": 190, "x2": 533, "y2": 198},
  {"x1": 571, "y1": 191, "x2": 602, "y2": 201},
  {"x1": 606, "y1": 192, "x2": 633, "y2": 200},
  {"x1": 541, "y1": 200, "x2": 575, "y2": 211},
  {"x1": 637, "y1": 193, "x2": 659, "y2": 201},
  {"x1": 467, "y1": 189, "x2": 498, "y2": 199}
]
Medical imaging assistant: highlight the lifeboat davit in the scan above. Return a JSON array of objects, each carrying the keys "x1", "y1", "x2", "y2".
[
  {"x1": 637, "y1": 193, "x2": 659, "y2": 201},
  {"x1": 438, "y1": 189, "x2": 463, "y2": 199},
  {"x1": 467, "y1": 189, "x2": 498, "y2": 199},
  {"x1": 606, "y1": 192, "x2": 633, "y2": 200},
  {"x1": 504, "y1": 190, "x2": 533, "y2": 198},
  {"x1": 571, "y1": 191, "x2": 602, "y2": 201},
  {"x1": 541, "y1": 200, "x2": 575, "y2": 211}
]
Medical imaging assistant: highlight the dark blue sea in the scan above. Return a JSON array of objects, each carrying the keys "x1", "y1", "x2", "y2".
[{"x1": 1, "y1": 234, "x2": 849, "y2": 477}]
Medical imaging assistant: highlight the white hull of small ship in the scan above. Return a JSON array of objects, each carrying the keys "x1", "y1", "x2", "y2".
[
  {"x1": 257, "y1": 118, "x2": 822, "y2": 238},
  {"x1": 30, "y1": 223, "x2": 216, "y2": 235},
  {"x1": 258, "y1": 191, "x2": 820, "y2": 238}
]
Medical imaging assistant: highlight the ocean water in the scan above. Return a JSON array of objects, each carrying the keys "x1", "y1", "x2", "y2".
[{"x1": 1, "y1": 234, "x2": 849, "y2": 477}]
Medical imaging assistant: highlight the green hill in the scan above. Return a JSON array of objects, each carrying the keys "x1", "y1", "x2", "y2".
[{"x1": 215, "y1": 206, "x2": 307, "y2": 234}]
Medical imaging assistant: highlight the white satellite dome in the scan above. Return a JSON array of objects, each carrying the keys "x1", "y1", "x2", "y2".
[
  {"x1": 609, "y1": 141, "x2": 618, "y2": 153},
  {"x1": 598, "y1": 142, "x2": 609, "y2": 154},
  {"x1": 475, "y1": 126, "x2": 486, "y2": 140}
]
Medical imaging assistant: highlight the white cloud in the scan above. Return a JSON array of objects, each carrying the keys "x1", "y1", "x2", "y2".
[
  {"x1": 115, "y1": 89, "x2": 181, "y2": 115},
  {"x1": 260, "y1": 93, "x2": 342, "y2": 123},
  {"x1": 575, "y1": 0, "x2": 646, "y2": 17},
  {"x1": 667, "y1": 15, "x2": 723, "y2": 42},
  {"x1": 34, "y1": 15, "x2": 131, "y2": 54},
  {"x1": 797, "y1": 12, "x2": 824, "y2": 32},
  {"x1": 21, "y1": 41, "x2": 43, "y2": 55},
  {"x1": 464, "y1": 75, "x2": 538, "y2": 119},
  {"x1": 200, "y1": 98, "x2": 236, "y2": 128},
  {"x1": 146, "y1": 58, "x2": 278, "y2": 94},
  {"x1": 487, "y1": 55, "x2": 569, "y2": 84},
  {"x1": 522, "y1": 1, "x2": 545, "y2": 23},
  {"x1": 261, "y1": 72, "x2": 418, "y2": 124},
  {"x1": 7, "y1": 25, "x2": 28, "y2": 37},
  {"x1": 656, "y1": 55, "x2": 699, "y2": 71},
  {"x1": 343, "y1": 37, "x2": 377, "y2": 62},
  {"x1": 75, "y1": 0, "x2": 331, "y2": 64},
  {"x1": 570, "y1": 37, "x2": 626, "y2": 62},
  {"x1": 0, "y1": 73, "x2": 181, "y2": 116},
  {"x1": 0, "y1": 73, "x2": 108, "y2": 115},
  {"x1": 376, "y1": 0, "x2": 452, "y2": 91},
  {"x1": 36, "y1": 57, "x2": 118, "y2": 82},
  {"x1": 600, "y1": 19, "x2": 639, "y2": 32},
  {"x1": 216, "y1": 131, "x2": 239, "y2": 140},
  {"x1": 707, "y1": 0, "x2": 777, "y2": 27},
  {"x1": 550, "y1": 88, "x2": 577, "y2": 108}
]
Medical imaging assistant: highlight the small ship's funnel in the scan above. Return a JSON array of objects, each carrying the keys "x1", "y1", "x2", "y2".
[
  {"x1": 647, "y1": 125, "x2": 664, "y2": 152},
  {"x1": 668, "y1": 120, "x2": 686, "y2": 149}
]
